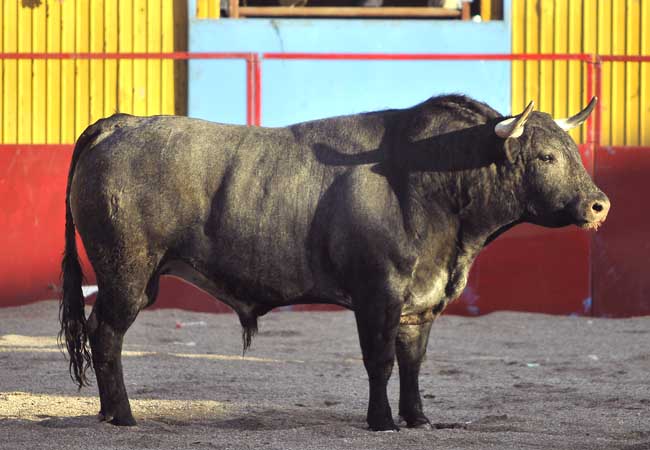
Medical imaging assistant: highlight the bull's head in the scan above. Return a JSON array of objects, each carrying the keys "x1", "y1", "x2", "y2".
[{"x1": 494, "y1": 98, "x2": 610, "y2": 230}]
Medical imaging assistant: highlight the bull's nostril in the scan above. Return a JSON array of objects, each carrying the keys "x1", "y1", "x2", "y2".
[{"x1": 592, "y1": 203, "x2": 604, "y2": 213}]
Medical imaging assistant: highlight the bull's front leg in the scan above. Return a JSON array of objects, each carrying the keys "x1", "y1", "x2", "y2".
[
  {"x1": 353, "y1": 285, "x2": 404, "y2": 431},
  {"x1": 396, "y1": 311, "x2": 436, "y2": 428}
]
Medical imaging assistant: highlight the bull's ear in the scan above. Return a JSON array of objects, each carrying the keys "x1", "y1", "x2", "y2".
[
  {"x1": 554, "y1": 96, "x2": 597, "y2": 131},
  {"x1": 503, "y1": 138, "x2": 520, "y2": 164},
  {"x1": 495, "y1": 101, "x2": 535, "y2": 139}
]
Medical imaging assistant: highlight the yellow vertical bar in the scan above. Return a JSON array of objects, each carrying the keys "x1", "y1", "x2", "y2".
[
  {"x1": 3, "y1": 1, "x2": 18, "y2": 143},
  {"x1": 581, "y1": 0, "x2": 597, "y2": 143},
  {"x1": 641, "y1": 0, "x2": 650, "y2": 146},
  {"x1": 583, "y1": 1, "x2": 597, "y2": 53},
  {"x1": 524, "y1": 0, "x2": 540, "y2": 107},
  {"x1": 173, "y1": 0, "x2": 187, "y2": 116},
  {"x1": 511, "y1": 0, "x2": 525, "y2": 114},
  {"x1": 75, "y1": 0, "x2": 90, "y2": 138},
  {"x1": 538, "y1": 0, "x2": 554, "y2": 113},
  {"x1": 553, "y1": 0, "x2": 568, "y2": 120},
  {"x1": 567, "y1": 0, "x2": 583, "y2": 143},
  {"x1": 480, "y1": 0, "x2": 491, "y2": 21},
  {"x1": 18, "y1": 1, "x2": 33, "y2": 144},
  {"x1": 46, "y1": 0, "x2": 62, "y2": 144},
  {"x1": 133, "y1": 0, "x2": 147, "y2": 116},
  {"x1": 208, "y1": 0, "x2": 220, "y2": 18},
  {"x1": 0, "y1": 1, "x2": 4, "y2": 143},
  {"x1": 90, "y1": 0, "x2": 105, "y2": 124},
  {"x1": 32, "y1": 2, "x2": 47, "y2": 144},
  {"x1": 625, "y1": 0, "x2": 640, "y2": 146},
  {"x1": 147, "y1": 0, "x2": 162, "y2": 115},
  {"x1": 597, "y1": 0, "x2": 612, "y2": 146},
  {"x1": 105, "y1": 0, "x2": 118, "y2": 116},
  {"x1": 196, "y1": 0, "x2": 208, "y2": 19},
  {"x1": 161, "y1": 0, "x2": 175, "y2": 115},
  {"x1": 119, "y1": 0, "x2": 134, "y2": 114},
  {"x1": 61, "y1": 0, "x2": 76, "y2": 143},
  {"x1": 611, "y1": 0, "x2": 625, "y2": 146}
]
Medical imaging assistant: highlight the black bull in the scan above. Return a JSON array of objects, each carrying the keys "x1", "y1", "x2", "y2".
[{"x1": 60, "y1": 94, "x2": 609, "y2": 431}]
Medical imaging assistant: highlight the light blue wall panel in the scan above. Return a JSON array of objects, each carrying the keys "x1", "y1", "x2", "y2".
[
  {"x1": 260, "y1": 59, "x2": 510, "y2": 127},
  {"x1": 188, "y1": 1, "x2": 512, "y2": 126},
  {"x1": 189, "y1": 59, "x2": 248, "y2": 125}
]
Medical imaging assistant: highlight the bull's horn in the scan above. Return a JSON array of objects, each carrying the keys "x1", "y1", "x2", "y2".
[
  {"x1": 555, "y1": 96, "x2": 598, "y2": 131},
  {"x1": 495, "y1": 100, "x2": 535, "y2": 139}
]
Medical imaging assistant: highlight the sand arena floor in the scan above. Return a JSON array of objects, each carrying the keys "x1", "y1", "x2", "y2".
[{"x1": 0, "y1": 301, "x2": 648, "y2": 450}]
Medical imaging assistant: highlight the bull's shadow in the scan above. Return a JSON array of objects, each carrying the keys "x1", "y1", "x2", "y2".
[
  {"x1": 311, "y1": 123, "x2": 503, "y2": 174},
  {"x1": 303, "y1": 121, "x2": 507, "y2": 292}
]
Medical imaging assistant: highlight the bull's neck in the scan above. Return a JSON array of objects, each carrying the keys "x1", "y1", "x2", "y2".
[{"x1": 398, "y1": 129, "x2": 526, "y2": 245}]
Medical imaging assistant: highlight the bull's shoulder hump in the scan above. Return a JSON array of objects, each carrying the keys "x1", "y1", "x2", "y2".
[{"x1": 419, "y1": 94, "x2": 503, "y2": 120}]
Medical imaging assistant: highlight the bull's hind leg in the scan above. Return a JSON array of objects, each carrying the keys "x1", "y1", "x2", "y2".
[
  {"x1": 87, "y1": 263, "x2": 160, "y2": 426},
  {"x1": 87, "y1": 287, "x2": 141, "y2": 425},
  {"x1": 396, "y1": 316, "x2": 434, "y2": 428}
]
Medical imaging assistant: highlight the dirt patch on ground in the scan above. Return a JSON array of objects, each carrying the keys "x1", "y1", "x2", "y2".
[{"x1": 0, "y1": 301, "x2": 648, "y2": 449}]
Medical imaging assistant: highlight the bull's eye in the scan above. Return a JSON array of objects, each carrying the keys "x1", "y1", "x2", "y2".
[{"x1": 538, "y1": 154, "x2": 555, "y2": 163}]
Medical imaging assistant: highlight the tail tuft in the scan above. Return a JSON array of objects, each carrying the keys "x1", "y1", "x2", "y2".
[{"x1": 59, "y1": 203, "x2": 93, "y2": 388}]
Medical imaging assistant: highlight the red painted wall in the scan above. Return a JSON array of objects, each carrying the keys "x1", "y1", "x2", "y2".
[
  {"x1": 1, "y1": 146, "x2": 73, "y2": 307},
  {"x1": 592, "y1": 146, "x2": 650, "y2": 317},
  {"x1": 0, "y1": 143, "x2": 645, "y2": 316},
  {"x1": 0, "y1": 145, "x2": 232, "y2": 313}
]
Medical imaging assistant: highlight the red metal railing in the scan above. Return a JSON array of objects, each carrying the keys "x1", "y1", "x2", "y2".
[
  {"x1": 3, "y1": 51, "x2": 647, "y2": 139},
  {"x1": 7, "y1": 51, "x2": 649, "y2": 147},
  {"x1": 262, "y1": 52, "x2": 592, "y2": 61}
]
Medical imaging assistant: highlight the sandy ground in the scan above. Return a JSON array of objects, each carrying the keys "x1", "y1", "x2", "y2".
[{"x1": 0, "y1": 300, "x2": 648, "y2": 450}]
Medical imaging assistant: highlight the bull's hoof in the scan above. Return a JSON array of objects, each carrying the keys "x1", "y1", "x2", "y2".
[
  {"x1": 398, "y1": 414, "x2": 433, "y2": 429},
  {"x1": 109, "y1": 415, "x2": 137, "y2": 426},
  {"x1": 99, "y1": 409, "x2": 137, "y2": 426},
  {"x1": 368, "y1": 416, "x2": 400, "y2": 432},
  {"x1": 369, "y1": 424, "x2": 400, "y2": 432}
]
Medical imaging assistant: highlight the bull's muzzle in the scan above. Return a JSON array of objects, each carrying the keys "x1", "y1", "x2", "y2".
[{"x1": 579, "y1": 193, "x2": 611, "y2": 230}]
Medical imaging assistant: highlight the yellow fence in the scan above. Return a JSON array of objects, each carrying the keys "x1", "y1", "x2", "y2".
[
  {"x1": 0, "y1": 0, "x2": 181, "y2": 144},
  {"x1": 196, "y1": 0, "x2": 220, "y2": 18},
  {"x1": 3, "y1": 1, "x2": 648, "y2": 146},
  {"x1": 513, "y1": 0, "x2": 650, "y2": 146}
]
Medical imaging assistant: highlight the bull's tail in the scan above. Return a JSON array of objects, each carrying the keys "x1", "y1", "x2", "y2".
[{"x1": 59, "y1": 123, "x2": 104, "y2": 388}]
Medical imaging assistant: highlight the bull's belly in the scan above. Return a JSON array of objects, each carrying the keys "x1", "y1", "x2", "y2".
[
  {"x1": 162, "y1": 255, "x2": 467, "y2": 320},
  {"x1": 160, "y1": 260, "x2": 352, "y2": 316}
]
